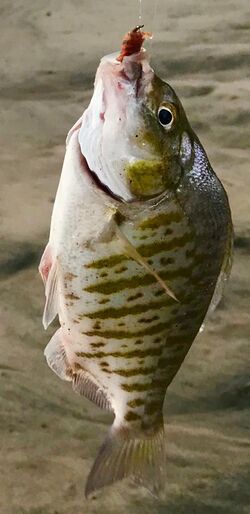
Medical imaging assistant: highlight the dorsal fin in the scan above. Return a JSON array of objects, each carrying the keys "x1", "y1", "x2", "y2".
[{"x1": 200, "y1": 226, "x2": 233, "y2": 333}]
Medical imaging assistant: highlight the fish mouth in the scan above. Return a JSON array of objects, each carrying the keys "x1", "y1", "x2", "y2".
[
  {"x1": 102, "y1": 49, "x2": 152, "y2": 96},
  {"x1": 78, "y1": 146, "x2": 124, "y2": 202},
  {"x1": 79, "y1": 147, "x2": 172, "y2": 207},
  {"x1": 119, "y1": 60, "x2": 143, "y2": 96},
  {"x1": 78, "y1": 49, "x2": 156, "y2": 203}
]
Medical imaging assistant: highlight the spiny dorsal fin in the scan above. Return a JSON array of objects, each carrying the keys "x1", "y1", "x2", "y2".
[
  {"x1": 200, "y1": 226, "x2": 233, "y2": 333},
  {"x1": 115, "y1": 224, "x2": 178, "y2": 302}
]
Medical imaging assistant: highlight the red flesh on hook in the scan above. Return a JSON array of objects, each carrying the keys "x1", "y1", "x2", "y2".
[{"x1": 117, "y1": 25, "x2": 152, "y2": 62}]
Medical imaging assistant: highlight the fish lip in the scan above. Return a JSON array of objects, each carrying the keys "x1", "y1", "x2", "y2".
[
  {"x1": 102, "y1": 50, "x2": 151, "y2": 97},
  {"x1": 117, "y1": 56, "x2": 148, "y2": 99},
  {"x1": 78, "y1": 147, "x2": 124, "y2": 203},
  {"x1": 117, "y1": 67, "x2": 142, "y2": 98},
  {"x1": 88, "y1": 167, "x2": 124, "y2": 203}
]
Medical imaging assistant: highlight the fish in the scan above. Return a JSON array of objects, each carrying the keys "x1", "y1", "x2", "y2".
[{"x1": 39, "y1": 26, "x2": 233, "y2": 498}]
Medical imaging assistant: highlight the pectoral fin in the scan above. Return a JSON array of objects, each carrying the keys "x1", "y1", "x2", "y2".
[{"x1": 115, "y1": 225, "x2": 178, "y2": 302}]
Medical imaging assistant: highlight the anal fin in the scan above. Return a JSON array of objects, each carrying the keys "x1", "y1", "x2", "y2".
[{"x1": 73, "y1": 368, "x2": 112, "y2": 412}]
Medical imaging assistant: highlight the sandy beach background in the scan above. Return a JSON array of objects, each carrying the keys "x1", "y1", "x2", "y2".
[{"x1": 0, "y1": 1, "x2": 249, "y2": 513}]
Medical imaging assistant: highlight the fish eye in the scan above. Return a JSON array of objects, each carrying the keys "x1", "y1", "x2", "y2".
[{"x1": 158, "y1": 107, "x2": 174, "y2": 128}]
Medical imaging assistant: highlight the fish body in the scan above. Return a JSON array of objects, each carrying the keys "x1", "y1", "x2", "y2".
[{"x1": 39, "y1": 27, "x2": 232, "y2": 497}]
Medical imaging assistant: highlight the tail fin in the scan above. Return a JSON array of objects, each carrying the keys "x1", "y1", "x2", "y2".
[{"x1": 85, "y1": 422, "x2": 165, "y2": 498}]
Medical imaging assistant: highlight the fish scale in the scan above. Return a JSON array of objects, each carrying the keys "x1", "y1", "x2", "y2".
[
  {"x1": 40, "y1": 27, "x2": 232, "y2": 497},
  {"x1": 57, "y1": 201, "x2": 212, "y2": 426},
  {"x1": 58, "y1": 203, "x2": 200, "y2": 431}
]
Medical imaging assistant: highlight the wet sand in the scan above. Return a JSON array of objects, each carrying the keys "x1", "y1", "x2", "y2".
[{"x1": 0, "y1": 1, "x2": 249, "y2": 513}]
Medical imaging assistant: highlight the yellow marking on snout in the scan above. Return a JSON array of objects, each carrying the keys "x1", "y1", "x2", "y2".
[{"x1": 126, "y1": 159, "x2": 166, "y2": 197}]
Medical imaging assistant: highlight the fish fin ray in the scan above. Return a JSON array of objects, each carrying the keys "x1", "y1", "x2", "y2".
[
  {"x1": 44, "y1": 328, "x2": 72, "y2": 381},
  {"x1": 209, "y1": 227, "x2": 233, "y2": 313},
  {"x1": 39, "y1": 243, "x2": 52, "y2": 286},
  {"x1": 42, "y1": 257, "x2": 59, "y2": 329},
  {"x1": 85, "y1": 419, "x2": 165, "y2": 498},
  {"x1": 201, "y1": 227, "x2": 233, "y2": 333},
  {"x1": 73, "y1": 370, "x2": 112, "y2": 411},
  {"x1": 115, "y1": 225, "x2": 178, "y2": 302},
  {"x1": 44, "y1": 328, "x2": 112, "y2": 411}
]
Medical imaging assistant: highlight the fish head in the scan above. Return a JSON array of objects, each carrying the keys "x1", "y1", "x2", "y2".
[{"x1": 78, "y1": 46, "x2": 193, "y2": 202}]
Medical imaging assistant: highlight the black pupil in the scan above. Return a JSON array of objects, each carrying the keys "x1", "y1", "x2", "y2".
[{"x1": 158, "y1": 108, "x2": 173, "y2": 126}]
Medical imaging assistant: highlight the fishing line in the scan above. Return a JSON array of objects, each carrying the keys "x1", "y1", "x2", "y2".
[
  {"x1": 137, "y1": 0, "x2": 160, "y2": 53},
  {"x1": 149, "y1": 0, "x2": 160, "y2": 52},
  {"x1": 138, "y1": 0, "x2": 142, "y2": 23}
]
